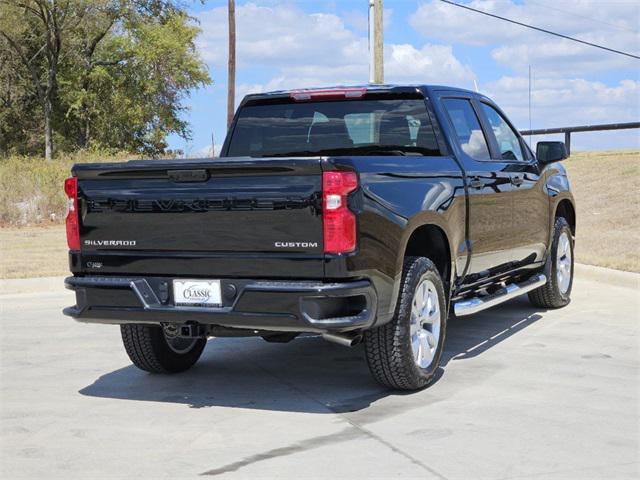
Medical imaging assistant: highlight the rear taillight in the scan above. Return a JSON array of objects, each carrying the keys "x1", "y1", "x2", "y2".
[
  {"x1": 322, "y1": 171, "x2": 358, "y2": 254},
  {"x1": 64, "y1": 177, "x2": 80, "y2": 250}
]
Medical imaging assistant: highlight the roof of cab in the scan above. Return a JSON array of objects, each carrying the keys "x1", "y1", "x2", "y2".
[{"x1": 241, "y1": 84, "x2": 482, "y2": 103}]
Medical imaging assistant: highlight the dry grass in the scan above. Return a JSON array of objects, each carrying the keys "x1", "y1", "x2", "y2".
[
  {"x1": 0, "y1": 150, "x2": 638, "y2": 278},
  {"x1": 564, "y1": 150, "x2": 639, "y2": 272},
  {"x1": 0, "y1": 226, "x2": 68, "y2": 278},
  {"x1": 0, "y1": 150, "x2": 135, "y2": 226}
]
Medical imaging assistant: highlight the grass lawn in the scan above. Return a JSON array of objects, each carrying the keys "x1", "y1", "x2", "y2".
[
  {"x1": 1, "y1": 226, "x2": 69, "y2": 278},
  {"x1": 1, "y1": 150, "x2": 638, "y2": 278},
  {"x1": 563, "y1": 150, "x2": 639, "y2": 272}
]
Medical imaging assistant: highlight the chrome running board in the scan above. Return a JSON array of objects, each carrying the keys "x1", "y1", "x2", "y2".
[{"x1": 454, "y1": 274, "x2": 547, "y2": 317}]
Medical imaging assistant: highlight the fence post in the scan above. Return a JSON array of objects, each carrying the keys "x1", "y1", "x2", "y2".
[{"x1": 564, "y1": 131, "x2": 571, "y2": 156}]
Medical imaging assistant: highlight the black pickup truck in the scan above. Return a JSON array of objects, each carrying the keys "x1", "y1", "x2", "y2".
[{"x1": 63, "y1": 85, "x2": 575, "y2": 390}]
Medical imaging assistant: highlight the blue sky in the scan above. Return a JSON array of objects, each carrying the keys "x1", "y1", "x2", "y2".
[{"x1": 168, "y1": 0, "x2": 640, "y2": 156}]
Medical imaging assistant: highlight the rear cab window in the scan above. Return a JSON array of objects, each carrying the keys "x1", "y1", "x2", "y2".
[{"x1": 225, "y1": 94, "x2": 442, "y2": 157}]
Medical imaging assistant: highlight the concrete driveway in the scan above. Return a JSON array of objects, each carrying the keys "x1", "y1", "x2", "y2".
[{"x1": 1, "y1": 271, "x2": 638, "y2": 479}]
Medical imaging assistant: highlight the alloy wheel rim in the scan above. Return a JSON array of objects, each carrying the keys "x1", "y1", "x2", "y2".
[
  {"x1": 409, "y1": 278, "x2": 441, "y2": 369},
  {"x1": 556, "y1": 231, "x2": 572, "y2": 294}
]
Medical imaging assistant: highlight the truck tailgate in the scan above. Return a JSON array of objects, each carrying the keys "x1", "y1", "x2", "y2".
[{"x1": 72, "y1": 158, "x2": 324, "y2": 277}]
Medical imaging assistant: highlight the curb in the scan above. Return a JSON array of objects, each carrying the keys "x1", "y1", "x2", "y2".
[{"x1": 574, "y1": 264, "x2": 639, "y2": 290}]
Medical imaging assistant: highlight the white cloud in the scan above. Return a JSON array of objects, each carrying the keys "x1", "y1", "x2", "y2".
[
  {"x1": 410, "y1": 0, "x2": 640, "y2": 75},
  {"x1": 189, "y1": 1, "x2": 638, "y2": 151},
  {"x1": 197, "y1": 3, "x2": 364, "y2": 68},
  {"x1": 197, "y1": 2, "x2": 475, "y2": 91},
  {"x1": 410, "y1": 0, "x2": 640, "y2": 46},
  {"x1": 484, "y1": 77, "x2": 640, "y2": 149},
  {"x1": 408, "y1": 0, "x2": 640, "y2": 148},
  {"x1": 485, "y1": 77, "x2": 640, "y2": 127},
  {"x1": 340, "y1": 8, "x2": 369, "y2": 33},
  {"x1": 386, "y1": 44, "x2": 475, "y2": 85}
]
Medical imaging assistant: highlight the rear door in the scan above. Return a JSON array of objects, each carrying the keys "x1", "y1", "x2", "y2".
[
  {"x1": 477, "y1": 101, "x2": 549, "y2": 266},
  {"x1": 439, "y1": 96, "x2": 515, "y2": 275}
]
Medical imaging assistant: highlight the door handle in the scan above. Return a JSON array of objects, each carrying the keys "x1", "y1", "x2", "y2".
[
  {"x1": 469, "y1": 178, "x2": 484, "y2": 189},
  {"x1": 511, "y1": 175, "x2": 524, "y2": 187}
]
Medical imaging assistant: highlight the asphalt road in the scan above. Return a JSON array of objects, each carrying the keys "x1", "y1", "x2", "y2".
[{"x1": 1, "y1": 274, "x2": 638, "y2": 479}]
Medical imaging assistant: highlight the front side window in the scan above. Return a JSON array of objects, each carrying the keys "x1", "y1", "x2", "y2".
[
  {"x1": 442, "y1": 98, "x2": 491, "y2": 161},
  {"x1": 480, "y1": 103, "x2": 524, "y2": 161},
  {"x1": 226, "y1": 97, "x2": 441, "y2": 157}
]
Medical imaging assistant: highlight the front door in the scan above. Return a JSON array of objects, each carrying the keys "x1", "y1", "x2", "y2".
[{"x1": 477, "y1": 101, "x2": 549, "y2": 266}]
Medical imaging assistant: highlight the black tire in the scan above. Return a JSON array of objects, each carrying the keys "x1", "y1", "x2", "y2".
[
  {"x1": 120, "y1": 324, "x2": 207, "y2": 373},
  {"x1": 529, "y1": 216, "x2": 574, "y2": 308},
  {"x1": 364, "y1": 257, "x2": 447, "y2": 390}
]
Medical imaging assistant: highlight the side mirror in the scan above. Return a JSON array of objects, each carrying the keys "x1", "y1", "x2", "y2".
[{"x1": 536, "y1": 141, "x2": 568, "y2": 164}]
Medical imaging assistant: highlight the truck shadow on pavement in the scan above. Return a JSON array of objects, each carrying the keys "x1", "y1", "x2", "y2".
[{"x1": 79, "y1": 297, "x2": 544, "y2": 413}]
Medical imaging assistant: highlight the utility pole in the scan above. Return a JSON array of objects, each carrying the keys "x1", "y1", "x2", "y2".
[
  {"x1": 227, "y1": 0, "x2": 236, "y2": 130},
  {"x1": 368, "y1": 0, "x2": 384, "y2": 84}
]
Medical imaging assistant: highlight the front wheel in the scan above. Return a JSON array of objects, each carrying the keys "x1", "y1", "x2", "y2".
[
  {"x1": 120, "y1": 324, "x2": 207, "y2": 373},
  {"x1": 528, "y1": 216, "x2": 574, "y2": 308},
  {"x1": 364, "y1": 257, "x2": 447, "y2": 390}
]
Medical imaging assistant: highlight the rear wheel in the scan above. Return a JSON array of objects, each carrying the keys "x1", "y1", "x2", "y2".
[
  {"x1": 364, "y1": 257, "x2": 447, "y2": 390},
  {"x1": 120, "y1": 324, "x2": 206, "y2": 373},
  {"x1": 529, "y1": 216, "x2": 574, "y2": 308}
]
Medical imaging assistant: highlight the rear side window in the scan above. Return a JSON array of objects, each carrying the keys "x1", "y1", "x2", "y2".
[
  {"x1": 442, "y1": 98, "x2": 490, "y2": 161},
  {"x1": 480, "y1": 103, "x2": 524, "y2": 161},
  {"x1": 226, "y1": 98, "x2": 442, "y2": 157}
]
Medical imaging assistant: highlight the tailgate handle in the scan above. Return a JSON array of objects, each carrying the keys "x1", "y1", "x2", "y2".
[{"x1": 169, "y1": 169, "x2": 209, "y2": 182}]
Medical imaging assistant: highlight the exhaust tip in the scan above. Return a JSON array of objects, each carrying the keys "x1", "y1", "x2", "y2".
[{"x1": 322, "y1": 332, "x2": 363, "y2": 347}]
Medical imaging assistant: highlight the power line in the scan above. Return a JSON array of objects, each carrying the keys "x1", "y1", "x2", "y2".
[
  {"x1": 527, "y1": 0, "x2": 639, "y2": 35},
  {"x1": 439, "y1": 0, "x2": 640, "y2": 60}
]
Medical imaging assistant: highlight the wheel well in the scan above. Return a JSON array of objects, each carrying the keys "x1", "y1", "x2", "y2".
[
  {"x1": 556, "y1": 200, "x2": 576, "y2": 235},
  {"x1": 404, "y1": 224, "x2": 451, "y2": 282}
]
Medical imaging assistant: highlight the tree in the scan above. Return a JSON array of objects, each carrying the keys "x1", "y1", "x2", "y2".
[
  {"x1": 0, "y1": 0, "x2": 69, "y2": 160},
  {"x1": 0, "y1": 24, "x2": 43, "y2": 154},
  {"x1": 0, "y1": 0, "x2": 211, "y2": 158},
  {"x1": 62, "y1": 4, "x2": 211, "y2": 154}
]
